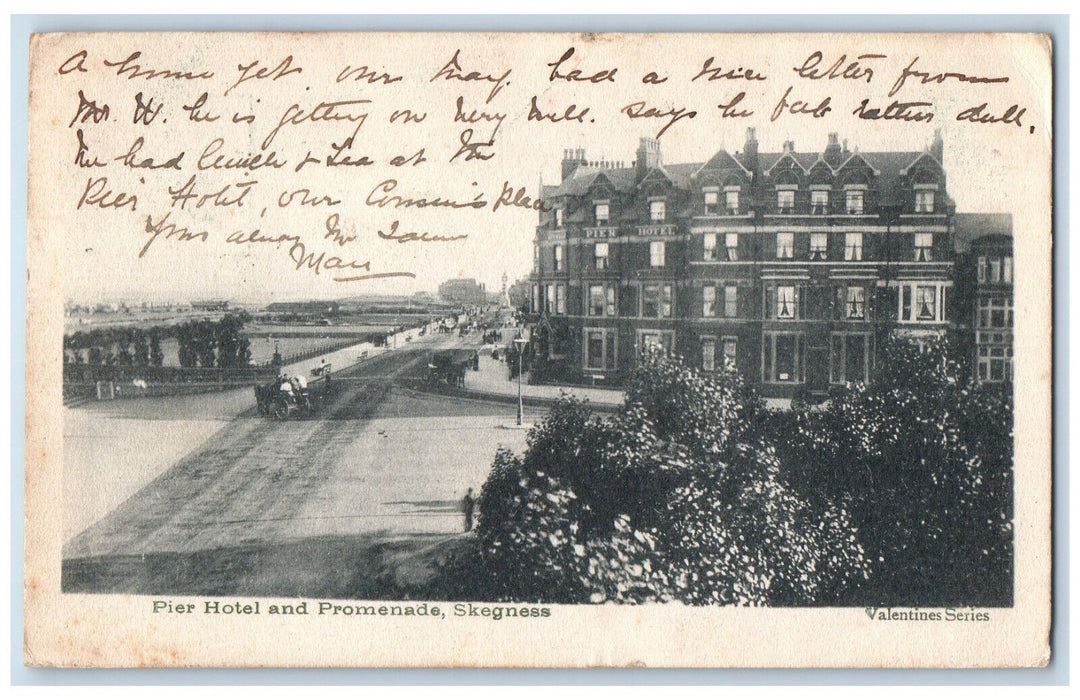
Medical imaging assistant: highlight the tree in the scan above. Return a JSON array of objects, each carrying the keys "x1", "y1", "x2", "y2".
[
  {"x1": 769, "y1": 337, "x2": 1013, "y2": 605},
  {"x1": 148, "y1": 327, "x2": 165, "y2": 367},
  {"x1": 460, "y1": 353, "x2": 869, "y2": 605}
]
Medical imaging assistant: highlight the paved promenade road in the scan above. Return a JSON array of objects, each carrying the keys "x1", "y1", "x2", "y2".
[{"x1": 62, "y1": 333, "x2": 546, "y2": 596}]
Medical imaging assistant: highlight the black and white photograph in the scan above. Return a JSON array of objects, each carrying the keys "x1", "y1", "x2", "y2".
[{"x1": 24, "y1": 30, "x2": 1052, "y2": 667}]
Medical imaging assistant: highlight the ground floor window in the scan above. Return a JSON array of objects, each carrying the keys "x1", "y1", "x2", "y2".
[
  {"x1": 830, "y1": 333, "x2": 870, "y2": 384},
  {"x1": 978, "y1": 344, "x2": 1013, "y2": 382},
  {"x1": 722, "y1": 336, "x2": 737, "y2": 370},
  {"x1": 762, "y1": 332, "x2": 803, "y2": 383},
  {"x1": 638, "y1": 330, "x2": 674, "y2": 356},
  {"x1": 701, "y1": 336, "x2": 716, "y2": 371},
  {"x1": 584, "y1": 328, "x2": 616, "y2": 370}
]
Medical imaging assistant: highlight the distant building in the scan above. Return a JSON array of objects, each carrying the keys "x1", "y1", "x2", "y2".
[
  {"x1": 527, "y1": 129, "x2": 1012, "y2": 397},
  {"x1": 191, "y1": 300, "x2": 230, "y2": 311},
  {"x1": 952, "y1": 213, "x2": 1014, "y2": 383},
  {"x1": 439, "y1": 278, "x2": 487, "y2": 306},
  {"x1": 265, "y1": 300, "x2": 342, "y2": 314}
]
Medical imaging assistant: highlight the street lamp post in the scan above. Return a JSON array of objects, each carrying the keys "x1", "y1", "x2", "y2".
[{"x1": 513, "y1": 337, "x2": 527, "y2": 426}]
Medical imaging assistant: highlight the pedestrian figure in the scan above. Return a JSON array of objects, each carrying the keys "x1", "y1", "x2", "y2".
[{"x1": 462, "y1": 488, "x2": 476, "y2": 532}]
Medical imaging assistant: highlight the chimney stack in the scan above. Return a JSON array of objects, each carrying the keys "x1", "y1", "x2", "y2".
[
  {"x1": 930, "y1": 129, "x2": 944, "y2": 161},
  {"x1": 561, "y1": 147, "x2": 587, "y2": 182},
  {"x1": 742, "y1": 127, "x2": 759, "y2": 170},
  {"x1": 824, "y1": 132, "x2": 842, "y2": 162},
  {"x1": 635, "y1": 137, "x2": 662, "y2": 179}
]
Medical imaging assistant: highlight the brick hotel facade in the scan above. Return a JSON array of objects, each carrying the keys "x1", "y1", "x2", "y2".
[{"x1": 525, "y1": 129, "x2": 1013, "y2": 399}]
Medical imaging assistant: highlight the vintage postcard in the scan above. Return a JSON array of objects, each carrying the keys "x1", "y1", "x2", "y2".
[{"x1": 24, "y1": 31, "x2": 1052, "y2": 667}]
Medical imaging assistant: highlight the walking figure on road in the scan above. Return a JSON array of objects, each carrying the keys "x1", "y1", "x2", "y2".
[{"x1": 462, "y1": 488, "x2": 476, "y2": 532}]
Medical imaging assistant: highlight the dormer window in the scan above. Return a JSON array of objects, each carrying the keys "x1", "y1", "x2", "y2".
[
  {"x1": 594, "y1": 203, "x2": 610, "y2": 225},
  {"x1": 777, "y1": 189, "x2": 795, "y2": 213},
  {"x1": 703, "y1": 190, "x2": 718, "y2": 215},
  {"x1": 725, "y1": 189, "x2": 740, "y2": 215},
  {"x1": 650, "y1": 200, "x2": 666, "y2": 222},
  {"x1": 915, "y1": 189, "x2": 935, "y2": 213},
  {"x1": 811, "y1": 189, "x2": 829, "y2": 215},
  {"x1": 846, "y1": 189, "x2": 864, "y2": 215}
]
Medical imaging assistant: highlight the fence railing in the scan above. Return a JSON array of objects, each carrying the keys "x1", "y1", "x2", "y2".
[{"x1": 62, "y1": 364, "x2": 275, "y2": 385}]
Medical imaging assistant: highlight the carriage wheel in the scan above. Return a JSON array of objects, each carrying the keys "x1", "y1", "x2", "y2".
[{"x1": 273, "y1": 401, "x2": 290, "y2": 420}]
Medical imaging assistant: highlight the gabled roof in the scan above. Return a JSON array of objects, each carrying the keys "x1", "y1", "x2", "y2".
[
  {"x1": 900, "y1": 150, "x2": 945, "y2": 175},
  {"x1": 695, "y1": 149, "x2": 750, "y2": 177},
  {"x1": 547, "y1": 166, "x2": 636, "y2": 198},
  {"x1": 762, "y1": 150, "x2": 816, "y2": 175},
  {"x1": 834, "y1": 151, "x2": 882, "y2": 176}
]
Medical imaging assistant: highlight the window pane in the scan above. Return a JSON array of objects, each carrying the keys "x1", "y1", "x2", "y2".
[
  {"x1": 586, "y1": 332, "x2": 604, "y2": 369},
  {"x1": 722, "y1": 338, "x2": 737, "y2": 368},
  {"x1": 777, "y1": 232, "x2": 794, "y2": 259},
  {"x1": 650, "y1": 200, "x2": 665, "y2": 221},
  {"x1": 589, "y1": 285, "x2": 604, "y2": 316},
  {"x1": 916, "y1": 286, "x2": 936, "y2": 320},
  {"x1": 846, "y1": 287, "x2": 865, "y2": 319},
  {"x1": 702, "y1": 286, "x2": 715, "y2": 316},
  {"x1": 725, "y1": 190, "x2": 739, "y2": 214},
  {"x1": 810, "y1": 232, "x2": 827, "y2": 259},
  {"x1": 703, "y1": 233, "x2": 716, "y2": 260},
  {"x1": 702, "y1": 339, "x2": 716, "y2": 371},
  {"x1": 595, "y1": 203, "x2": 609, "y2": 223},
  {"x1": 777, "y1": 286, "x2": 796, "y2": 319},
  {"x1": 724, "y1": 286, "x2": 738, "y2": 317},
  {"x1": 1004, "y1": 257, "x2": 1013, "y2": 283},
  {"x1": 846, "y1": 335, "x2": 866, "y2": 383},
  {"x1": 811, "y1": 190, "x2": 828, "y2": 213},
  {"x1": 725, "y1": 233, "x2": 739, "y2": 260},
  {"x1": 990, "y1": 259, "x2": 1001, "y2": 282},
  {"x1": 650, "y1": 241, "x2": 665, "y2": 267},
  {"x1": 846, "y1": 190, "x2": 864, "y2": 214},
  {"x1": 831, "y1": 335, "x2": 843, "y2": 382},
  {"x1": 704, "y1": 191, "x2": 718, "y2": 205},
  {"x1": 845, "y1": 233, "x2": 863, "y2": 261},
  {"x1": 643, "y1": 284, "x2": 659, "y2": 317},
  {"x1": 776, "y1": 335, "x2": 796, "y2": 381},
  {"x1": 594, "y1": 242, "x2": 609, "y2": 269}
]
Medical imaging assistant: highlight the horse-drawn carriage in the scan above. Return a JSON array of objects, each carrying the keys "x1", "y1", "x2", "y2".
[
  {"x1": 427, "y1": 350, "x2": 475, "y2": 388},
  {"x1": 255, "y1": 363, "x2": 333, "y2": 420}
]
